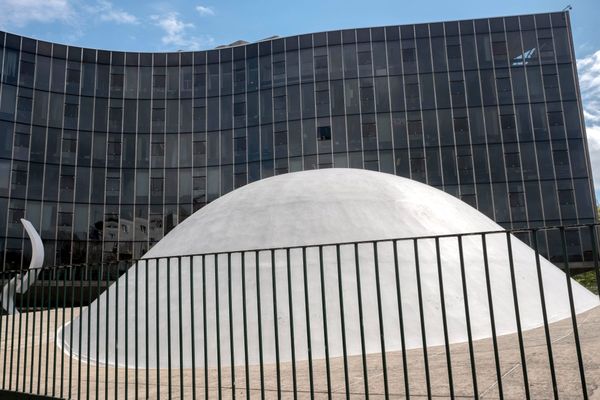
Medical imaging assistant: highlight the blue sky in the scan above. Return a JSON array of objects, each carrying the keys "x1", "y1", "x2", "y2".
[{"x1": 1, "y1": 0, "x2": 600, "y2": 196}]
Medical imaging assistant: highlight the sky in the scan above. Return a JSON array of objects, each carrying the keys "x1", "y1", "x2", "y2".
[{"x1": 1, "y1": 0, "x2": 600, "y2": 196}]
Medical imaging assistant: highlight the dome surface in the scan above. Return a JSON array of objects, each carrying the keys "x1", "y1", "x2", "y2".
[
  {"x1": 145, "y1": 168, "x2": 500, "y2": 256},
  {"x1": 61, "y1": 169, "x2": 599, "y2": 368}
]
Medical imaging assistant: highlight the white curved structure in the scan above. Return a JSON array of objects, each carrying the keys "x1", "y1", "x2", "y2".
[
  {"x1": 1, "y1": 219, "x2": 44, "y2": 314},
  {"x1": 61, "y1": 169, "x2": 599, "y2": 368}
]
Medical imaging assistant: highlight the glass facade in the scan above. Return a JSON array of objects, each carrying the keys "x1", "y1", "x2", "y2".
[{"x1": 0, "y1": 11, "x2": 595, "y2": 270}]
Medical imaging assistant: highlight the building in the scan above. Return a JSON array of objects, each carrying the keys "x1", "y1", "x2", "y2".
[{"x1": 0, "y1": 11, "x2": 595, "y2": 269}]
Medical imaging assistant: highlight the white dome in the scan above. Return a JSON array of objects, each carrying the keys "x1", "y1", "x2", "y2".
[
  {"x1": 61, "y1": 169, "x2": 599, "y2": 369},
  {"x1": 145, "y1": 168, "x2": 500, "y2": 257}
]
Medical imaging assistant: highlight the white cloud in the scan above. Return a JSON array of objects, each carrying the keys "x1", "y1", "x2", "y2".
[
  {"x1": 95, "y1": 0, "x2": 138, "y2": 24},
  {"x1": 586, "y1": 125, "x2": 600, "y2": 192},
  {"x1": 151, "y1": 12, "x2": 213, "y2": 50},
  {"x1": 0, "y1": 0, "x2": 138, "y2": 31},
  {"x1": 195, "y1": 5, "x2": 215, "y2": 16},
  {"x1": 578, "y1": 50, "x2": 600, "y2": 193},
  {"x1": 0, "y1": 0, "x2": 74, "y2": 28}
]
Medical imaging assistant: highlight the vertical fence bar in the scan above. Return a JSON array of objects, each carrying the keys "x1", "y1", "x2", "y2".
[
  {"x1": 3, "y1": 271, "x2": 13, "y2": 390},
  {"x1": 156, "y1": 258, "x2": 161, "y2": 399},
  {"x1": 560, "y1": 227, "x2": 588, "y2": 399},
  {"x1": 178, "y1": 256, "x2": 185, "y2": 400},
  {"x1": 167, "y1": 257, "x2": 173, "y2": 400},
  {"x1": 38, "y1": 268, "x2": 47, "y2": 395},
  {"x1": 29, "y1": 265, "x2": 39, "y2": 394},
  {"x1": 10, "y1": 271, "x2": 20, "y2": 391},
  {"x1": 9, "y1": 268, "x2": 20, "y2": 391},
  {"x1": 0, "y1": 273, "x2": 4, "y2": 391},
  {"x1": 135, "y1": 259, "x2": 139, "y2": 400},
  {"x1": 215, "y1": 254, "x2": 222, "y2": 400},
  {"x1": 45, "y1": 268, "x2": 52, "y2": 396},
  {"x1": 87, "y1": 264, "x2": 98, "y2": 400},
  {"x1": 228, "y1": 253, "x2": 236, "y2": 399},
  {"x1": 241, "y1": 252, "x2": 250, "y2": 400},
  {"x1": 481, "y1": 234, "x2": 503, "y2": 399},
  {"x1": 125, "y1": 261, "x2": 130, "y2": 400},
  {"x1": 589, "y1": 225, "x2": 600, "y2": 298},
  {"x1": 373, "y1": 242, "x2": 389, "y2": 398},
  {"x1": 22, "y1": 264, "x2": 33, "y2": 392},
  {"x1": 60, "y1": 266, "x2": 68, "y2": 398},
  {"x1": 531, "y1": 230, "x2": 558, "y2": 400},
  {"x1": 96, "y1": 263, "x2": 103, "y2": 400},
  {"x1": 144, "y1": 259, "x2": 149, "y2": 400},
  {"x1": 1, "y1": 271, "x2": 8, "y2": 389},
  {"x1": 11, "y1": 271, "x2": 25, "y2": 390},
  {"x1": 2, "y1": 272, "x2": 12, "y2": 390},
  {"x1": 457, "y1": 236, "x2": 478, "y2": 398},
  {"x1": 335, "y1": 245, "x2": 350, "y2": 400},
  {"x1": 434, "y1": 237, "x2": 454, "y2": 399},
  {"x1": 317, "y1": 246, "x2": 332, "y2": 399},
  {"x1": 0, "y1": 272, "x2": 4, "y2": 389},
  {"x1": 413, "y1": 239, "x2": 431, "y2": 400},
  {"x1": 189, "y1": 256, "x2": 197, "y2": 400},
  {"x1": 52, "y1": 267, "x2": 60, "y2": 397},
  {"x1": 353, "y1": 243, "x2": 369, "y2": 399},
  {"x1": 392, "y1": 241, "x2": 410, "y2": 398},
  {"x1": 505, "y1": 232, "x2": 530, "y2": 399},
  {"x1": 255, "y1": 251, "x2": 265, "y2": 400},
  {"x1": 114, "y1": 261, "x2": 120, "y2": 400},
  {"x1": 286, "y1": 248, "x2": 298, "y2": 400},
  {"x1": 74, "y1": 264, "x2": 82, "y2": 399},
  {"x1": 105, "y1": 263, "x2": 111, "y2": 400},
  {"x1": 202, "y1": 255, "x2": 208, "y2": 400},
  {"x1": 21, "y1": 265, "x2": 33, "y2": 391},
  {"x1": 302, "y1": 247, "x2": 314, "y2": 399},
  {"x1": 271, "y1": 249, "x2": 281, "y2": 398},
  {"x1": 10, "y1": 264, "x2": 24, "y2": 390},
  {"x1": 74, "y1": 264, "x2": 80, "y2": 399}
]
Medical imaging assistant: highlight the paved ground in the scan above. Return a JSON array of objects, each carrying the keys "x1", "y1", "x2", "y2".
[{"x1": 0, "y1": 306, "x2": 598, "y2": 399}]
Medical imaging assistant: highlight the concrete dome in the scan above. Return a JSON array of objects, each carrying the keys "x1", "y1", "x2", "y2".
[
  {"x1": 61, "y1": 169, "x2": 599, "y2": 368},
  {"x1": 144, "y1": 168, "x2": 501, "y2": 256}
]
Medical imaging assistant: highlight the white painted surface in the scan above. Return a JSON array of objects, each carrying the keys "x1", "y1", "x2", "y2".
[
  {"x1": 1, "y1": 219, "x2": 44, "y2": 314},
  {"x1": 60, "y1": 169, "x2": 600, "y2": 368}
]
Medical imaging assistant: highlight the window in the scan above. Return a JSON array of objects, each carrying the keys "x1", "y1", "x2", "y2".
[
  {"x1": 318, "y1": 126, "x2": 331, "y2": 141},
  {"x1": 408, "y1": 120, "x2": 422, "y2": 140},
  {"x1": 402, "y1": 48, "x2": 416, "y2": 63},
  {"x1": 504, "y1": 152, "x2": 520, "y2": 168},
  {"x1": 234, "y1": 101, "x2": 246, "y2": 116},
  {"x1": 492, "y1": 40, "x2": 507, "y2": 59},
  {"x1": 553, "y1": 150, "x2": 569, "y2": 166},
  {"x1": 457, "y1": 155, "x2": 473, "y2": 171},
  {"x1": 410, "y1": 157, "x2": 425, "y2": 173},
  {"x1": 64, "y1": 103, "x2": 78, "y2": 118},
  {"x1": 558, "y1": 189, "x2": 574, "y2": 205},
  {"x1": 447, "y1": 45, "x2": 461, "y2": 60},
  {"x1": 548, "y1": 111, "x2": 564, "y2": 127},
  {"x1": 60, "y1": 175, "x2": 75, "y2": 190},
  {"x1": 151, "y1": 142, "x2": 164, "y2": 156},
  {"x1": 454, "y1": 117, "x2": 469, "y2": 134},
  {"x1": 106, "y1": 177, "x2": 120, "y2": 194},
  {"x1": 509, "y1": 192, "x2": 525, "y2": 207},
  {"x1": 58, "y1": 212, "x2": 72, "y2": 227}
]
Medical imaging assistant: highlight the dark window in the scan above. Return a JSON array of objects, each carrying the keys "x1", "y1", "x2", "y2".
[
  {"x1": 317, "y1": 126, "x2": 331, "y2": 141},
  {"x1": 548, "y1": 111, "x2": 564, "y2": 127}
]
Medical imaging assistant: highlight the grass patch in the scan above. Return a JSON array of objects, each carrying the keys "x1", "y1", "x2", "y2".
[{"x1": 573, "y1": 270, "x2": 599, "y2": 294}]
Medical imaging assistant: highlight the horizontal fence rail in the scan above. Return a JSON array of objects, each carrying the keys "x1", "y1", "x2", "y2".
[{"x1": 0, "y1": 223, "x2": 598, "y2": 399}]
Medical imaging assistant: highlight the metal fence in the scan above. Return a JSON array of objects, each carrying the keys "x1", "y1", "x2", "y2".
[{"x1": 0, "y1": 223, "x2": 599, "y2": 399}]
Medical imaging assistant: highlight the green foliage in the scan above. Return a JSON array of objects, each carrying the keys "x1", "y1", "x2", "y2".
[{"x1": 573, "y1": 270, "x2": 599, "y2": 295}]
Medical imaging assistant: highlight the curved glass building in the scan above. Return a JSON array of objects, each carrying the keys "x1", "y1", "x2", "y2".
[{"x1": 0, "y1": 11, "x2": 595, "y2": 269}]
